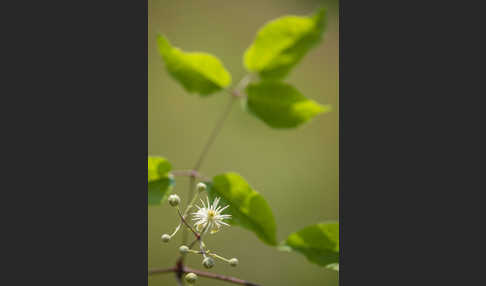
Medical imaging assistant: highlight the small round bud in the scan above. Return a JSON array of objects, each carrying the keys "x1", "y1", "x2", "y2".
[
  {"x1": 168, "y1": 194, "x2": 180, "y2": 207},
  {"x1": 229, "y1": 258, "x2": 239, "y2": 267},
  {"x1": 196, "y1": 182, "x2": 207, "y2": 193},
  {"x1": 179, "y1": 245, "x2": 189, "y2": 254},
  {"x1": 202, "y1": 257, "x2": 215, "y2": 269},
  {"x1": 185, "y1": 273, "x2": 197, "y2": 284},
  {"x1": 161, "y1": 234, "x2": 170, "y2": 242}
]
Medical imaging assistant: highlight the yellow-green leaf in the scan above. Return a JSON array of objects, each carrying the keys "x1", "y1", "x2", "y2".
[
  {"x1": 157, "y1": 35, "x2": 232, "y2": 95},
  {"x1": 148, "y1": 156, "x2": 174, "y2": 205},
  {"x1": 281, "y1": 222, "x2": 339, "y2": 268},
  {"x1": 206, "y1": 173, "x2": 277, "y2": 246},
  {"x1": 246, "y1": 81, "x2": 331, "y2": 128},
  {"x1": 244, "y1": 8, "x2": 327, "y2": 80}
]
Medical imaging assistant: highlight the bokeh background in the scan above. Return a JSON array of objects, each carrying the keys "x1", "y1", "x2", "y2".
[{"x1": 148, "y1": 0, "x2": 339, "y2": 285}]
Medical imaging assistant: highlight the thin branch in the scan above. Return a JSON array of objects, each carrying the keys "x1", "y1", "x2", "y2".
[
  {"x1": 209, "y1": 252, "x2": 231, "y2": 263},
  {"x1": 234, "y1": 74, "x2": 253, "y2": 94},
  {"x1": 170, "y1": 170, "x2": 210, "y2": 181},
  {"x1": 193, "y1": 74, "x2": 252, "y2": 171},
  {"x1": 184, "y1": 74, "x2": 252, "y2": 246},
  {"x1": 177, "y1": 208, "x2": 199, "y2": 238},
  {"x1": 172, "y1": 74, "x2": 254, "y2": 274},
  {"x1": 181, "y1": 175, "x2": 196, "y2": 247},
  {"x1": 188, "y1": 238, "x2": 198, "y2": 249},
  {"x1": 193, "y1": 95, "x2": 236, "y2": 171},
  {"x1": 183, "y1": 267, "x2": 261, "y2": 286},
  {"x1": 148, "y1": 266, "x2": 261, "y2": 286}
]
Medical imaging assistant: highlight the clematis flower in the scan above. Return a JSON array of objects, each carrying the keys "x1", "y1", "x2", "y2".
[{"x1": 192, "y1": 197, "x2": 231, "y2": 234}]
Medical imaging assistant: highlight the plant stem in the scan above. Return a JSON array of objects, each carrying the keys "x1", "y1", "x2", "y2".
[
  {"x1": 193, "y1": 95, "x2": 237, "y2": 171},
  {"x1": 192, "y1": 74, "x2": 252, "y2": 172},
  {"x1": 177, "y1": 208, "x2": 199, "y2": 238},
  {"x1": 186, "y1": 74, "x2": 252, "y2": 240},
  {"x1": 183, "y1": 267, "x2": 261, "y2": 286},
  {"x1": 171, "y1": 170, "x2": 210, "y2": 181},
  {"x1": 188, "y1": 238, "x2": 198, "y2": 249},
  {"x1": 234, "y1": 74, "x2": 253, "y2": 94},
  {"x1": 175, "y1": 74, "x2": 253, "y2": 275},
  {"x1": 147, "y1": 267, "x2": 261, "y2": 286},
  {"x1": 181, "y1": 175, "x2": 195, "y2": 251},
  {"x1": 209, "y1": 252, "x2": 231, "y2": 263}
]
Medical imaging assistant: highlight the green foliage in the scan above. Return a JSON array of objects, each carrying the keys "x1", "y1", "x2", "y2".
[
  {"x1": 151, "y1": 7, "x2": 339, "y2": 276},
  {"x1": 206, "y1": 173, "x2": 277, "y2": 246},
  {"x1": 243, "y1": 8, "x2": 327, "y2": 80},
  {"x1": 148, "y1": 156, "x2": 174, "y2": 205},
  {"x1": 157, "y1": 35, "x2": 232, "y2": 95},
  {"x1": 245, "y1": 81, "x2": 330, "y2": 128},
  {"x1": 280, "y1": 222, "x2": 339, "y2": 269}
]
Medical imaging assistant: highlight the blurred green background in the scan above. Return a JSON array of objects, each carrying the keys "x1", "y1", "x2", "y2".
[{"x1": 148, "y1": 0, "x2": 339, "y2": 285}]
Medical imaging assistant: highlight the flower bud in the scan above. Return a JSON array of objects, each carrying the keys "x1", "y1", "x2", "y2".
[
  {"x1": 168, "y1": 194, "x2": 180, "y2": 207},
  {"x1": 196, "y1": 182, "x2": 207, "y2": 193},
  {"x1": 179, "y1": 245, "x2": 189, "y2": 254},
  {"x1": 229, "y1": 258, "x2": 239, "y2": 267},
  {"x1": 202, "y1": 257, "x2": 215, "y2": 269},
  {"x1": 185, "y1": 273, "x2": 197, "y2": 284},
  {"x1": 161, "y1": 234, "x2": 170, "y2": 242}
]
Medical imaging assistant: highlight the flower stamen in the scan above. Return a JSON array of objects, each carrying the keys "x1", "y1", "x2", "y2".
[{"x1": 191, "y1": 196, "x2": 231, "y2": 235}]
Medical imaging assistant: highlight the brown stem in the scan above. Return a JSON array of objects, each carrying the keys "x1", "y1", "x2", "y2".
[
  {"x1": 177, "y1": 208, "x2": 200, "y2": 239},
  {"x1": 183, "y1": 267, "x2": 261, "y2": 286},
  {"x1": 175, "y1": 258, "x2": 184, "y2": 281},
  {"x1": 147, "y1": 266, "x2": 262, "y2": 286}
]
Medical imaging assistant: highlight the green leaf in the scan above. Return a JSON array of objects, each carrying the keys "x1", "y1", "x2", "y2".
[
  {"x1": 148, "y1": 156, "x2": 174, "y2": 205},
  {"x1": 245, "y1": 81, "x2": 331, "y2": 128},
  {"x1": 148, "y1": 177, "x2": 174, "y2": 205},
  {"x1": 148, "y1": 156, "x2": 171, "y2": 182},
  {"x1": 244, "y1": 8, "x2": 327, "y2": 80},
  {"x1": 281, "y1": 222, "x2": 339, "y2": 268},
  {"x1": 157, "y1": 35, "x2": 232, "y2": 95},
  {"x1": 206, "y1": 173, "x2": 277, "y2": 246}
]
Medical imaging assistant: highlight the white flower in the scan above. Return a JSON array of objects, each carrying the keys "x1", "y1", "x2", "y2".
[{"x1": 192, "y1": 197, "x2": 231, "y2": 234}]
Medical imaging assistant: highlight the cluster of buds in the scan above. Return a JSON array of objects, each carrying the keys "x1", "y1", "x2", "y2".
[{"x1": 161, "y1": 182, "x2": 239, "y2": 283}]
